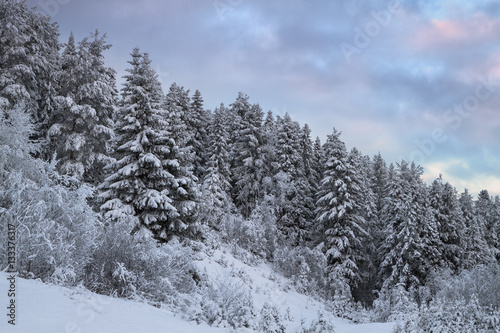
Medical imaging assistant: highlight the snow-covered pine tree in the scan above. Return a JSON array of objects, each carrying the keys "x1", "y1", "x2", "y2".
[
  {"x1": 58, "y1": 32, "x2": 79, "y2": 97},
  {"x1": 428, "y1": 176, "x2": 465, "y2": 271},
  {"x1": 261, "y1": 110, "x2": 278, "y2": 194},
  {"x1": 272, "y1": 113, "x2": 311, "y2": 244},
  {"x1": 459, "y1": 189, "x2": 494, "y2": 268},
  {"x1": 312, "y1": 136, "x2": 324, "y2": 190},
  {"x1": 364, "y1": 154, "x2": 390, "y2": 297},
  {"x1": 494, "y1": 195, "x2": 500, "y2": 258},
  {"x1": 380, "y1": 161, "x2": 440, "y2": 295},
  {"x1": 187, "y1": 89, "x2": 210, "y2": 179},
  {"x1": 164, "y1": 83, "x2": 191, "y2": 148},
  {"x1": 162, "y1": 82, "x2": 199, "y2": 237},
  {"x1": 100, "y1": 49, "x2": 195, "y2": 242},
  {"x1": 315, "y1": 128, "x2": 367, "y2": 297},
  {"x1": 0, "y1": 0, "x2": 60, "y2": 145},
  {"x1": 298, "y1": 123, "x2": 317, "y2": 242},
  {"x1": 476, "y1": 189, "x2": 500, "y2": 259},
  {"x1": 49, "y1": 31, "x2": 116, "y2": 183},
  {"x1": 276, "y1": 113, "x2": 302, "y2": 179},
  {"x1": 300, "y1": 124, "x2": 318, "y2": 191},
  {"x1": 229, "y1": 92, "x2": 265, "y2": 218},
  {"x1": 200, "y1": 104, "x2": 234, "y2": 228},
  {"x1": 349, "y1": 149, "x2": 377, "y2": 305},
  {"x1": 371, "y1": 153, "x2": 389, "y2": 221}
]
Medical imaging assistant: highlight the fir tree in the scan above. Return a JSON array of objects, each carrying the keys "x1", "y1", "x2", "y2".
[
  {"x1": 201, "y1": 104, "x2": 233, "y2": 228},
  {"x1": 371, "y1": 153, "x2": 389, "y2": 218},
  {"x1": 380, "y1": 161, "x2": 440, "y2": 293},
  {"x1": 298, "y1": 123, "x2": 317, "y2": 242},
  {"x1": 261, "y1": 110, "x2": 278, "y2": 196},
  {"x1": 164, "y1": 83, "x2": 191, "y2": 148},
  {"x1": 272, "y1": 113, "x2": 311, "y2": 244},
  {"x1": 161, "y1": 82, "x2": 200, "y2": 238},
  {"x1": 188, "y1": 89, "x2": 210, "y2": 179},
  {"x1": 0, "y1": 0, "x2": 60, "y2": 144},
  {"x1": 312, "y1": 136, "x2": 324, "y2": 189},
  {"x1": 428, "y1": 176, "x2": 465, "y2": 271},
  {"x1": 100, "y1": 49, "x2": 196, "y2": 242},
  {"x1": 230, "y1": 93, "x2": 265, "y2": 218},
  {"x1": 476, "y1": 189, "x2": 500, "y2": 259},
  {"x1": 349, "y1": 148, "x2": 377, "y2": 305},
  {"x1": 315, "y1": 128, "x2": 367, "y2": 295},
  {"x1": 49, "y1": 31, "x2": 116, "y2": 183},
  {"x1": 460, "y1": 189, "x2": 493, "y2": 268}
]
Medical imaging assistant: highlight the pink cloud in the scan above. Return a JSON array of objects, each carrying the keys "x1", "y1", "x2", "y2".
[{"x1": 410, "y1": 14, "x2": 500, "y2": 50}]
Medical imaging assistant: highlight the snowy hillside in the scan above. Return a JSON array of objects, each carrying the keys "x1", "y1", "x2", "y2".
[
  {"x1": 2, "y1": 2, "x2": 500, "y2": 333},
  {"x1": 1, "y1": 249, "x2": 394, "y2": 333}
]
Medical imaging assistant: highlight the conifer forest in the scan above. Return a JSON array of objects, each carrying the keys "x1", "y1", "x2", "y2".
[{"x1": 1, "y1": 1, "x2": 499, "y2": 331}]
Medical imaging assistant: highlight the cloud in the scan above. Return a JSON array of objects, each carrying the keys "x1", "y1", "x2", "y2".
[
  {"x1": 411, "y1": 13, "x2": 500, "y2": 51},
  {"x1": 423, "y1": 159, "x2": 500, "y2": 196},
  {"x1": 22, "y1": 0, "x2": 500, "y2": 196}
]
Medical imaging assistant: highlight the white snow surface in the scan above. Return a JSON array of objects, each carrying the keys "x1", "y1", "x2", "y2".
[{"x1": 1, "y1": 248, "x2": 394, "y2": 333}]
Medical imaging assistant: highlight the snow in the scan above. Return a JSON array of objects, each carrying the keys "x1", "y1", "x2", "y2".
[
  {"x1": 0, "y1": 249, "x2": 395, "y2": 333},
  {"x1": 195, "y1": 249, "x2": 395, "y2": 332},
  {"x1": 0, "y1": 273, "x2": 220, "y2": 333}
]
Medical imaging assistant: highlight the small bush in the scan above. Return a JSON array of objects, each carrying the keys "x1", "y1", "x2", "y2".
[
  {"x1": 257, "y1": 302, "x2": 285, "y2": 333},
  {"x1": 273, "y1": 245, "x2": 326, "y2": 294},
  {"x1": 196, "y1": 268, "x2": 255, "y2": 329},
  {"x1": 296, "y1": 311, "x2": 336, "y2": 333},
  {"x1": 395, "y1": 264, "x2": 500, "y2": 332},
  {"x1": 83, "y1": 218, "x2": 196, "y2": 306},
  {"x1": 394, "y1": 295, "x2": 500, "y2": 333}
]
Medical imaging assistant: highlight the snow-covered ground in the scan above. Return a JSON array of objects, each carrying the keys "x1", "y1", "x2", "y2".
[{"x1": 0, "y1": 248, "x2": 395, "y2": 332}]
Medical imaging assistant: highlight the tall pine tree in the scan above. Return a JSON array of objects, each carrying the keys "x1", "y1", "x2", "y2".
[
  {"x1": 380, "y1": 161, "x2": 440, "y2": 293},
  {"x1": 100, "y1": 49, "x2": 196, "y2": 242},
  {"x1": 200, "y1": 104, "x2": 233, "y2": 227},
  {"x1": 48, "y1": 31, "x2": 116, "y2": 183},
  {"x1": 428, "y1": 176, "x2": 465, "y2": 271},
  {"x1": 0, "y1": 0, "x2": 60, "y2": 144},
  {"x1": 315, "y1": 129, "x2": 367, "y2": 296},
  {"x1": 230, "y1": 93, "x2": 265, "y2": 218},
  {"x1": 459, "y1": 189, "x2": 494, "y2": 268}
]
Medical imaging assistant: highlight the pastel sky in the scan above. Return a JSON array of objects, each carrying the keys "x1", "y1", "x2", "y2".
[{"x1": 26, "y1": 0, "x2": 500, "y2": 197}]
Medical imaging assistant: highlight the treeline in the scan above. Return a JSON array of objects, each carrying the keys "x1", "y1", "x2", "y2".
[{"x1": 1, "y1": 0, "x2": 499, "y2": 328}]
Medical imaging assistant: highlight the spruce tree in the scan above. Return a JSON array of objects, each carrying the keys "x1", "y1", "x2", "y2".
[
  {"x1": 315, "y1": 129, "x2": 367, "y2": 295},
  {"x1": 49, "y1": 31, "x2": 116, "y2": 183},
  {"x1": 188, "y1": 89, "x2": 210, "y2": 179},
  {"x1": 201, "y1": 104, "x2": 233, "y2": 227},
  {"x1": 312, "y1": 137, "x2": 324, "y2": 189},
  {"x1": 100, "y1": 49, "x2": 196, "y2": 242},
  {"x1": 298, "y1": 123, "x2": 317, "y2": 242},
  {"x1": 460, "y1": 189, "x2": 494, "y2": 268},
  {"x1": 230, "y1": 93, "x2": 265, "y2": 218},
  {"x1": 380, "y1": 161, "x2": 440, "y2": 293},
  {"x1": 349, "y1": 148, "x2": 377, "y2": 305},
  {"x1": 428, "y1": 176, "x2": 465, "y2": 271},
  {"x1": 272, "y1": 113, "x2": 311, "y2": 244},
  {"x1": 476, "y1": 189, "x2": 500, "y2": 259},
  {"x1": 261, "y1": 110, "x2": 278, "y2": 196},
  {"x1": 161, "y1": 82, "x2": 199, "y2": 237},
  {"x1": 0, "y1": 0, "x2": 60, "y2": 144}
]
